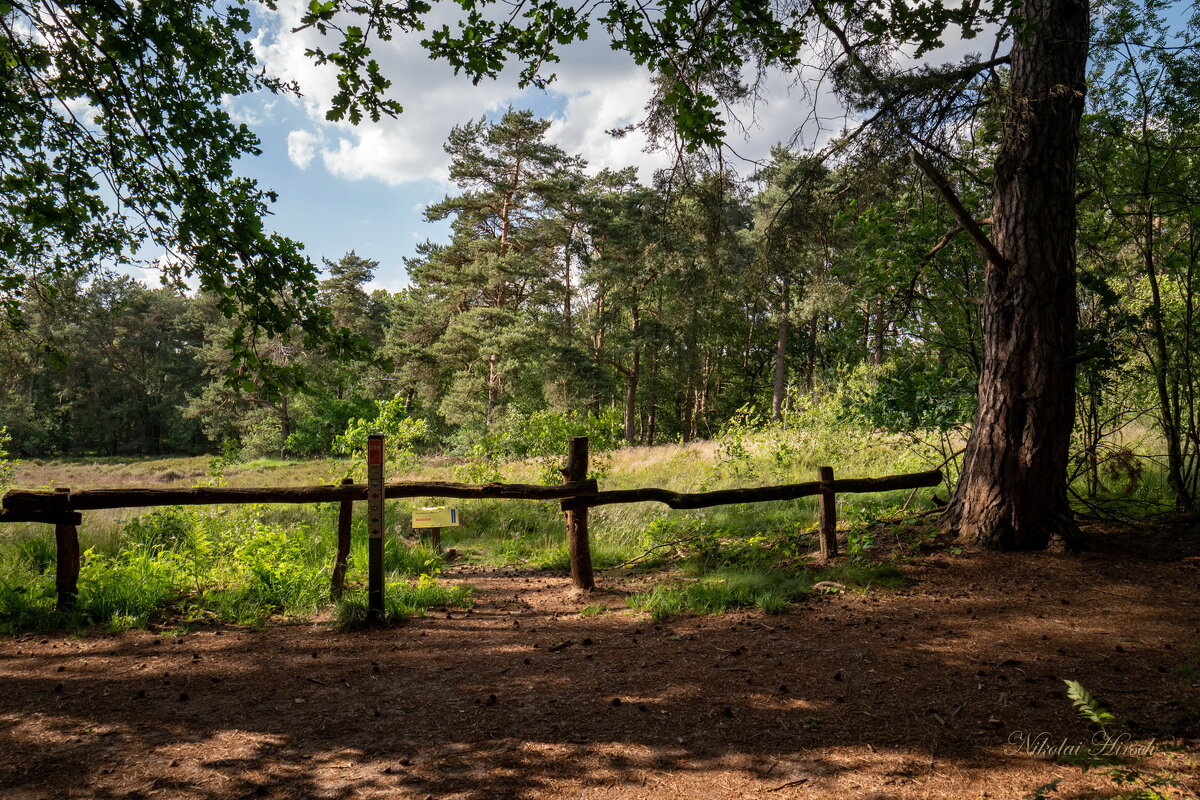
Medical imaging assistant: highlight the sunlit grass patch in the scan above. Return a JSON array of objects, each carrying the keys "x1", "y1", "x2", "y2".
[
  {"x1": 628, "y1": 568, "x2": 813, "y2": 622},
  {"x1": 628, "y1": 563, "x2": 906, "y2": 622},
  {"x1": 529, "y1": 539, "x2": 645, "y2": 571},
  {"x1": 332, "y1": 577, "x2": 474, "y2": 631},
  {"x1": 818, "y1": 562, "x2": 906, "y2": 591}
]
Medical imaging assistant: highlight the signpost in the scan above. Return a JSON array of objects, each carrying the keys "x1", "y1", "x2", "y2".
[
  {"x1": 411, "y1": 507, "x2": 459, "y2": 552},
  {"x1": 367, "y1": 434, "x2": 385, "y2": 622}
]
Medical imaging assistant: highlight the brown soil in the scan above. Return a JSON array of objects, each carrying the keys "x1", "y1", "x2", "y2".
[{"x1": 1, "y1": 521, "x2": 1198, "y2": 800}]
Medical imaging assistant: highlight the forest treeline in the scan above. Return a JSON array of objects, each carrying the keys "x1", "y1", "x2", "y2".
[{"x1": 2, "y1": 84, "x2": 1198, "y2": 509}]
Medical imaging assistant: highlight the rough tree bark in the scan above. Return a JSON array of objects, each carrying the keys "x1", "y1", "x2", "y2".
[
  {"x1": 772, "y1": 275, "x2": 790, "y2": 422},
  {"x1": 942, "y1": 0, "x2": 1090, "y2": 549},
  {"x1": 624, "y1": 301, "x2": 641, "y2": 444}
]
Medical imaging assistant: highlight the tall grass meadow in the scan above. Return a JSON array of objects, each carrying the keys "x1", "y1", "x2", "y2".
[{"x1": 0, "y1": 394, "x2": 1178, "y2": 633}]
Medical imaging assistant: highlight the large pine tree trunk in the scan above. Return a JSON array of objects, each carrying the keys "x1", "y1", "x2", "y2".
[
  {"x1": 772, "y1": 276, "x2": 790, "y2": 422},
  {"x1": 625, "y1": 302, "x2": 641, "y2": 444},
  {"x1": 943, "y1": 0, "x2": 1089, "y2": 550}
]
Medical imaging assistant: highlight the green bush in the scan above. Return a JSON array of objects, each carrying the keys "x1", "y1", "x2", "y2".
[
  {"x1": 334, "y1": 396, "x2": 429, "y2": 471},
  {"x1": 0, "y1": 425, "x2": 15, "y2": 494}
]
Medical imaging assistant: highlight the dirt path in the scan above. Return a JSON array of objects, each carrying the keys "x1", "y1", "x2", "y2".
[{"x1": 1, "y1": 524, "x2": 1197, "y2": 799}]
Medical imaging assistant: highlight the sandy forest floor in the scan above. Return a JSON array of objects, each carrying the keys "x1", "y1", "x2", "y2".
[{"x1": 1, "y1": 521, "x2": 1197, "y2": 800}]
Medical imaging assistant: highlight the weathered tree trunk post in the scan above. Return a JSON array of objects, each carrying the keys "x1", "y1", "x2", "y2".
[
  {"x1": 818, "y1": 467, "x2": 838, "y2": 560},
  {"x1": 429, "y1": 527, "x2": 442, "y2": 552},
  {"x1": 366, "y1": 435, "x2": 385, "y2": 623},
  {"x1": 331, "y1": 477, "x2": 353, "y2": 600},
  {"x1": 54, "y1": 487, "x2": 79, "y2": 610},
  {"x1": 563, "y1": 436, "x2": 595, "y2": 591}
]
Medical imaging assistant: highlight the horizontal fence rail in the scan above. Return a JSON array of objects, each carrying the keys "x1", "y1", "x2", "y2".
[
  {"x1": 558, "y1": 469, "x2": 942, "y2": 511},
  {"x1": 1, "y1": 479, "x2": 599, "y2": 514},
  {"x1": 0, "y1": 435, "x2": 943, "y2": 611}
]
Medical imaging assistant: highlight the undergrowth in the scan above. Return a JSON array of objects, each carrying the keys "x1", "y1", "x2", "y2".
[
  {"x1": 0, "y1": 503, "x2": 458, "y2": 634},
  {"x1": 332, "y1": 577, "x2": 474, "y2": 631},
  {"x1": 1, "y1": 402, "x2": 1177, "y2": 634},
  {"x1": 628, "y1": 564, "x2": 905, "y2": 622}
]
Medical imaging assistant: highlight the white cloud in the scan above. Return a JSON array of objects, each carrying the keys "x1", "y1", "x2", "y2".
[
  {"x1": 254, "y1": 2, "x2": 999, "y2": 188},
  {"x1": 286, "y1": 129, "x2": 321, "y2": 169},
  {"x1": 254, "y1": 1, "x2": 677, "y2": 186}
]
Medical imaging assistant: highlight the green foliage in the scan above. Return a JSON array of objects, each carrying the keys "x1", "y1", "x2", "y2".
[
  {"x1": 628, "y1": 563, "x2": 905, "y2": 622},
  {"x1": 77, "y1": 550, "x2": 183, "y2": 629},
  {"x1": 1, "y1": 504, "x2": 332, "y2": 631},
  {"x1": 1065, "y1": 680, "x2": 1118, "y2": 730},
  {"x1": 498, "y1": 408, "x2": 621, "y2": 484},
  {"x1": 849, "y1": 358, "x2": 975, "y2": 434},
  {"x1": 382, "y1": 537, "x2": 446, "y2": 576},
  {"x1": 332, "y1": 577, "x2": 473, "y2": 631},
  {"x1": 334, "y1": 397, "x2": 430, "y2": 471},
  {"x1": 1037, "y1": 680, "x2": 1192, "y2": 800},
  {"x1": 628, "y1": 569, "x2": 813, "y2": 621},
  {"x1": 123, "y1": 507, "x2": 193, "y2": 552},
  {"x1": 528, "y1": 539, "x2": 642, "y2": 571},
  {"x1": 1, "y1": 2, "x2": 328, "y2": 364},
  {"x1": 240, "y1": 413, "x2": 287, "y2": 461},
  {"x1": 0, "y1": 426, "x2": 15, "y2": 494},
  {"x1": 498, "y1": 408, "x2": 623, "y2": 459},
  {"x1": 452, "y1": 441, "x2": 506, "y2": 484}
]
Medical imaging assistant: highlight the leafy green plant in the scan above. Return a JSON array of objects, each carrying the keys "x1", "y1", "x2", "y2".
[
  {"x1": 1026, "y1": 680, "x2": 1193, "y2": 800},
  {"x1": 0, "y1": 426, "x2": 16, "y2": 495},
  {"x1": 334, "y1": 396, "x2": 429, "y2": 472},
  {"x1": 842, "y1": 523, "x2": 870, "y2": 557},
  {"x1": 453, "y1": 441, "x2": 506, "y2": 484}
]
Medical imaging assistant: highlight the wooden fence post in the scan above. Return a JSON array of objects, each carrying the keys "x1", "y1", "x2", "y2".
[
  {"x1": 367, "y1": 435, "x2": 385, "y2": 623},
  {"x1": 563, "y1": 436, "x2": 595, "y2": 591},
  {"x1": 818, "y1": 466, "x2": 838, "y2": 560},
  {"x1": 54, "y1": 487, "x2": 79, "y2": 610},
  {"x1": 331, "y1": 477, "x2": 353, "y2": 600}
]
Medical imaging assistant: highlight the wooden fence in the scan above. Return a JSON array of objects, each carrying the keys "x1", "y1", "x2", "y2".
[{"x1": 0, "y1": 436, "x2": 942, "y2": 613}]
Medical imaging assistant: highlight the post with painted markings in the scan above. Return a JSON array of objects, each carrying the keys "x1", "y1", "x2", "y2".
[
  {"x1": 367, "y1": 434, "x2": 385, "y2": 623},
  {"x1": 54, "y1": 487, "x2": 80, "y2": 610}
]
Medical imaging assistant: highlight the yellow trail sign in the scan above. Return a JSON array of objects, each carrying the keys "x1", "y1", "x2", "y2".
[{"x1": 412, "y1": 507, "x2": 459, "y2": 528}]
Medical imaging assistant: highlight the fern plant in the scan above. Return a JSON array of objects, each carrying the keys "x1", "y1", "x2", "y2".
[{"x1": 1025, "y1": 680, "x2": 1193, "y2": 800}]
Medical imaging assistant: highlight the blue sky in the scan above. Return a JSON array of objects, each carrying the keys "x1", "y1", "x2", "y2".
[
  {"x1": 232, "y1": 80, "x2": 584, "y2": 292},
  {"x1": 204, "y1": 0, "x2": 686, "y2": 292},
  {"x1": 235, "y1": 97, "x2": 454, "y2": 293}
]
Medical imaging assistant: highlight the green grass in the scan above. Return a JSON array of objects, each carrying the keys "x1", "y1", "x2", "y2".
[
  {"x1": 0, "y1": 501, "x2": 461, "y2": 634},
  {"x1": 333, "y1": 577, "x2": 474, "y2": 631},
  {"x1": 528, "y1": 539, "x2": 645, "y2": 571},
  {"x1": 628, "y1": 569, "x2": 812, "y2": 621},
  {"x1": 2, "y1": 417, "x2": 1173, "y2": 635},
  {"x1": 628, "y1": 563, "x2": 906, "y2": 622}
]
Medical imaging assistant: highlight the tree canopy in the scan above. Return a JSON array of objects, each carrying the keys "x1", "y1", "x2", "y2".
[{"x1": 1, "y1": 0, "x2": 324, "y2": 361}]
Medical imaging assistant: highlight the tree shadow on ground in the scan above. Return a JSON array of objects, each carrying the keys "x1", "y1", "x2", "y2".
[{"x1": 0, "y1": 525, "x2": 1197, "y2": 799}]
